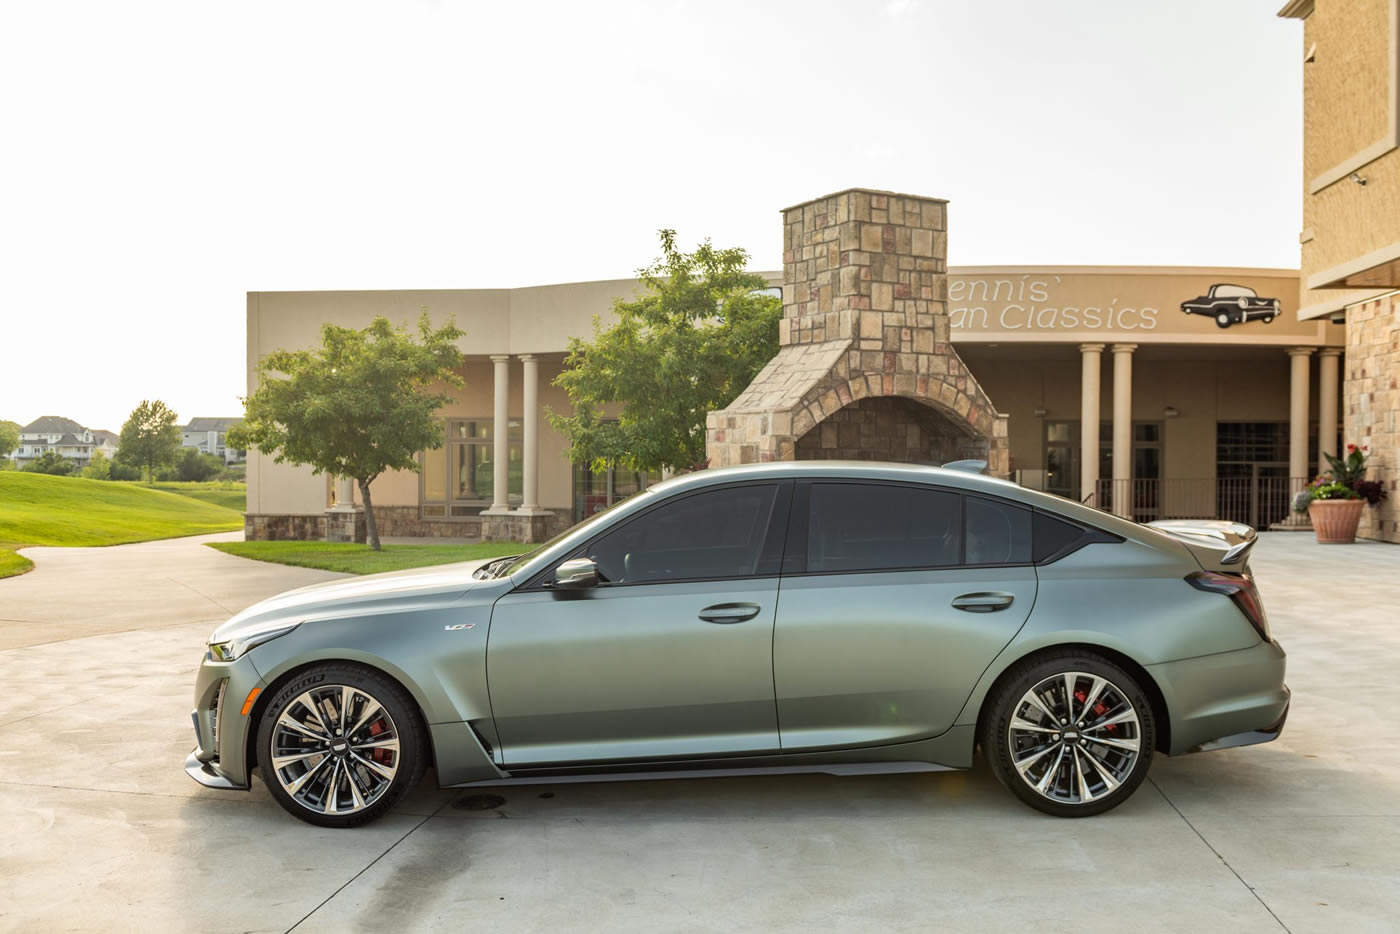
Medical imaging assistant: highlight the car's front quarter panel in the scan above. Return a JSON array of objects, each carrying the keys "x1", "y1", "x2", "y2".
[{"x1": 194, "y1": 577, "x2": 512, "y2": 790}]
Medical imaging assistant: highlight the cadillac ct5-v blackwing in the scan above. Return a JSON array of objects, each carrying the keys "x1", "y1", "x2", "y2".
[{"x1": 187, "y1": 462, "x2": 1288, "y2": 826}]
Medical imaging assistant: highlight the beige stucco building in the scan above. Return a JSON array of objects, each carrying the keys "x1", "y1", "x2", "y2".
[
  {"x1": 1281, "y1": 0, "x2": 1400, "y2": 541},
  {"x1": 246, "y1": 234, "x2": 1344, "y2": 542}
]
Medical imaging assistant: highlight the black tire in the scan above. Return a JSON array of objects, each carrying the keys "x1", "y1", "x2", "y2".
[
  {"x1": 980, "y1": 650, "x2": 1156, "y2": 818},
  {"x1": 256, "y1": 663, "x2": 427, "y2": 828},
  {"x1": 1215, "y1": 311, "x2": 1231, "y2": 328}
]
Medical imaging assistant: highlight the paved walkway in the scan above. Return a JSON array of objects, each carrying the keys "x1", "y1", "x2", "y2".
[{"x1": 0, "y1": 532, "x2": 1397, "y2": 932}]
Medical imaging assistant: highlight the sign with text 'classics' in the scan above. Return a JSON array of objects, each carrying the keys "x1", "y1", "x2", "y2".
[{"x1": 945, "y1": 271, "x2": 1328, "y2": 342}]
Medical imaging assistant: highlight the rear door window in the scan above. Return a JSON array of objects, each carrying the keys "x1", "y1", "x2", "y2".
[
  {"x1": 965, "y1": 496, "x2": 1031, "y2": 566},
  {"x1": 805, "y1": 482, "x2": 961, "y2": 573}
]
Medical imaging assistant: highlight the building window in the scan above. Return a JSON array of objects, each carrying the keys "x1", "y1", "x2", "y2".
[
  {"x1": 572, "y1": 462, "x2": 661, "y2": 523},
  {"x1": 1042, "y1": 420, "x2": 1164, "y2": 509},
  {"x1": 419, "y1": 418, "x2": 522, "y2": 518},
  {"x1": 1214, "y1": 421, "x2": 1317, "y2": 527}
]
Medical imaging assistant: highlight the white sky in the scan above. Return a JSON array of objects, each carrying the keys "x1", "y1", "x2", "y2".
[{"x1": 1, "y1": 0, "x2": 1303, "y2": 433}]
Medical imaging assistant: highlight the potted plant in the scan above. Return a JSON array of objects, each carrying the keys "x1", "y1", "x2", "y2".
[{"x1": 1293, "y1": 444, "x2": 1388, "y2": 544}]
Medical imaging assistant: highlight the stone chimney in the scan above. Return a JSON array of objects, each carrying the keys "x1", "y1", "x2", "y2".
[{"x1": 706, "y1": 188, "x2": 1008, "y2": 472}]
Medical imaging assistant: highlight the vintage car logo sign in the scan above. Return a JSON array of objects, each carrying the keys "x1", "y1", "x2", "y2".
[
  {"x1": 1181, "y1": 283, "x2": 1281, "y2": 329},
  {"x1": 444, "y1": 623, "x2": 475, "y2": 631}
]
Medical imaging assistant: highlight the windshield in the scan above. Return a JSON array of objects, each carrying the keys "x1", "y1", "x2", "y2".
[{"x1": 492, "y1": 492, "x2": 654, "y2": 578}]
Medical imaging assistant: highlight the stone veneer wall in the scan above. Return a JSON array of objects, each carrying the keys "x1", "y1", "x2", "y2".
[
  {"x1": 245, "y1": 508, "x2": 571, "y2": 542},
  {"x1": 707, "y1": 188, "x2": 1008, "y2": 472},
  {"x1": 794, "y1": 396, "x2": 984, "y2": 463},
  {"x1": 245, "y1": 514, "x2": 328, "y2": 541},
  {"x1": 1347, "y1": 292, "x2": 1400, "y2": 542}
]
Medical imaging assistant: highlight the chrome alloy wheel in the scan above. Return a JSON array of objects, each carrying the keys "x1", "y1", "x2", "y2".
[
  {"x1": 270, "y1": 685, "x2": 400, "y2": 815},
  {"x1": 1007, "y1": 671, "x2": 1142, "y2": 806}
]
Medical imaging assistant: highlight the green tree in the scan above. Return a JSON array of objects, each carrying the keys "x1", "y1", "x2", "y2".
[
  {"x1": 229, "y1": 313, "x2": 464, "y2": 550},
  {"x1": 81, "y1": 448, "x2": 112, "y2": 480},
  {"x1": 174, "y1": 447, "x2": 224, "y2": 482},
  {"x1": 117, "y1": 400, "x2": 182, "y2": 481},
  {"x1": 0, "y1": 420, "x2": 18, "y2": 462},
  {"x1": 550, "y1": 230, "x2": 782, "y2": 472},
  {"x1": 22, "y1": 449, "x2": 74, "y2": 475}
]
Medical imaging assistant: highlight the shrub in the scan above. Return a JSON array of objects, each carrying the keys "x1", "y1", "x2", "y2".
[
  {"x1": 108, "y1": 461, "x2": 142, "y2": 481},
  {"x1": 21, "y1": 449, "x2": 74, "y2": 475},
  {"x1": 81, "y1": 449, "x2": 112, "y2": 480},
  {"x1": 174, "y1": 447, "x2": 224, "y2": 482}
]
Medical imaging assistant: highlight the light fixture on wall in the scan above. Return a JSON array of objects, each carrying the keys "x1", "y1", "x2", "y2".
[
  {"x1": 1032, "y1": 407, "x2": 1048, "y2": 418},
  {"x1": 1350, "y1": 172, "x2": 1368, "y2": 186},
  {"x1": 1164, "y1": 406, "x2": 1181, "y2": 418}
]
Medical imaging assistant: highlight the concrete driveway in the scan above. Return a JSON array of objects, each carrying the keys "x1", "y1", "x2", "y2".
[{"x1": 1, "y1": 532, "x2": 1397, "y2": 933}]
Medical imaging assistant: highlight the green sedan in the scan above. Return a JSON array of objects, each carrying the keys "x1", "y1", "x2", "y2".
[{"x1": 186, "y1": 462, "x2": 1288, "y2": 826}]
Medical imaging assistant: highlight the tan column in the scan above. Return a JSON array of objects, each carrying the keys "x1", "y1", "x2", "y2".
[
  {"x1": 1287, "y1": 347, "x2": 1314, "y2": 508},
  {"x1": 1317, "y1": 348, "x2": 1342, "y2": 475},
  {"x1": 488, "y1": 354, "x2": 511, "y2": 512},
  {"x1": 1080, "y1": 343, "x2": 1104, "y2": 505},
  {"x1": 1111, "y1": 344, "x2": 1136, "y2": 518},
  {"x1": 519, "y1": 354, "x2": 541, "y2": 511},
  {"x1": 334, "y1": 476, "x2": 355, "y2": 509}
]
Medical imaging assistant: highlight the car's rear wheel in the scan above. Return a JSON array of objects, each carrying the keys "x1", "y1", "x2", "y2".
[
  {"x1": 256, "y1": 664, "x2": 427, "y2": 827},
  {"x1": 1215, "y1": 311, "x2": 1231, "y2": 327},
  {"x1": 981, "y1": 652, "x2": 1156, "y2": 817}
]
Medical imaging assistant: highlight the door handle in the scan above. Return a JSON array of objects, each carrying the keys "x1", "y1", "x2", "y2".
[
  {"x1": 698, "y1": 602, "x2": 762, "y2": 624},
  {"x1": 951, "y1": 592, "x2": 1015, "y2": 613}
]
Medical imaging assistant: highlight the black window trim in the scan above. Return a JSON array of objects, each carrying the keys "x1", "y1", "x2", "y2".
[{"x1": 521, "y1": 479, "x2": 795, "y2": 591}]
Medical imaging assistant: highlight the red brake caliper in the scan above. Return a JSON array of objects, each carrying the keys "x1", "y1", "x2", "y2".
[
  {"x1": 368, "y1": 719, "x2": 393, "y2": 765},
  {"x1": 1073, "y1": 689, "x2": 1117, "y2": 733}
]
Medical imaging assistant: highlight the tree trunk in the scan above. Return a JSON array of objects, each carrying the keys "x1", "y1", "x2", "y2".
[{"x1": 359, "y1": 478, "x2": 381, "y2": 551}]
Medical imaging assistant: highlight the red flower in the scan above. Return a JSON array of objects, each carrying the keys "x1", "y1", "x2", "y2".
[{"x1": 1347, "y1": 443, "x2": 1356, "y2": 451}]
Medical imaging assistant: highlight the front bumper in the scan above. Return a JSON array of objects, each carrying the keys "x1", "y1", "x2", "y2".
[
  {"x1": 1148, "y1": 637, "x2": 1290, "y2": 756},
  {"x1": 184, "y1": 650, "x2": 264, "y2": 791}
]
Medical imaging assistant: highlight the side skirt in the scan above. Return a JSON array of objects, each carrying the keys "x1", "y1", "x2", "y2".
[
  {"x1": 443, "y1": 724, "x2": 980, "y2": 789},
  {"x1": 450, "y1": 760, "x2": 957, "y2": 789}
]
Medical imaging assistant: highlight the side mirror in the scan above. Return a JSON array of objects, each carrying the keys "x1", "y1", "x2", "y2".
[{"x1": 553, "y1": 557, "x2": 599, "y2": 589}]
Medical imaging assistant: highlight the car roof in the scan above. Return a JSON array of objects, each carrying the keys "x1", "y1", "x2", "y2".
[{"x1": 649, "y1": 461, "x2": 1095, "y2": 516}]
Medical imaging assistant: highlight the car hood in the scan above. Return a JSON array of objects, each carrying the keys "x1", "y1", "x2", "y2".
[{"x1": 209, "y1": 561, "x2": 490, "y2": 642}]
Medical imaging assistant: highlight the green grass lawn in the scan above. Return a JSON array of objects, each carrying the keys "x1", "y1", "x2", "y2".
[
  {"x1": 208, "y1": 540, "x2": 527, "y2": 575},
  {"x1": 122, "y1": 480, "x2": 247, "y2": 512},
  {"x1": 0, "y1": 472, "x2": 244, "y2": 579}
]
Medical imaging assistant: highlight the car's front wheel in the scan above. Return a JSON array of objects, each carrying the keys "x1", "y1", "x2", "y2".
[
  {"x1": 982, "y1": 652, "x2": 1156, "y2": 817},
  {"x1": 256, "y1": 663, "x2": 427, "y2": 827}
]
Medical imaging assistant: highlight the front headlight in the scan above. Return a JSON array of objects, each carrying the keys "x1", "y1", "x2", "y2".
[{"x1": 207, "y1": 623, "x2": 300, "y2": 662}]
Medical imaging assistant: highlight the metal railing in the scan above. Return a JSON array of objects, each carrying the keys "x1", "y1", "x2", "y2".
[{"x1": 1091, "y1": 477, "x2": 1310, "y2": 528}]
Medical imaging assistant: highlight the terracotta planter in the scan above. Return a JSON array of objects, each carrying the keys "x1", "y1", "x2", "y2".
[{"x1": 1308, "y1": 498, "x2": 1366, "y2": 544}]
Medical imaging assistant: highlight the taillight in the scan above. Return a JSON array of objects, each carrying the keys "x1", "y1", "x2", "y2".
[{"x1": 1186, "y1": 571, "x2": 1271, "y2": 642}]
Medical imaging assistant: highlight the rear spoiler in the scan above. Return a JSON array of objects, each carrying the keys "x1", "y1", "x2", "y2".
[{"x1": 1146, "y1": 519, "x2": 1257, "y2": 570}]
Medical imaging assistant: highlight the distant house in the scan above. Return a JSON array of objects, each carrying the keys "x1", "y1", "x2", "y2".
[
  {"x1": 13, "y1": 416, "x2": 117, "y2": 469},
  {"x1": 182, "y1": 417, "x2": 245, "y2": 464}
]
